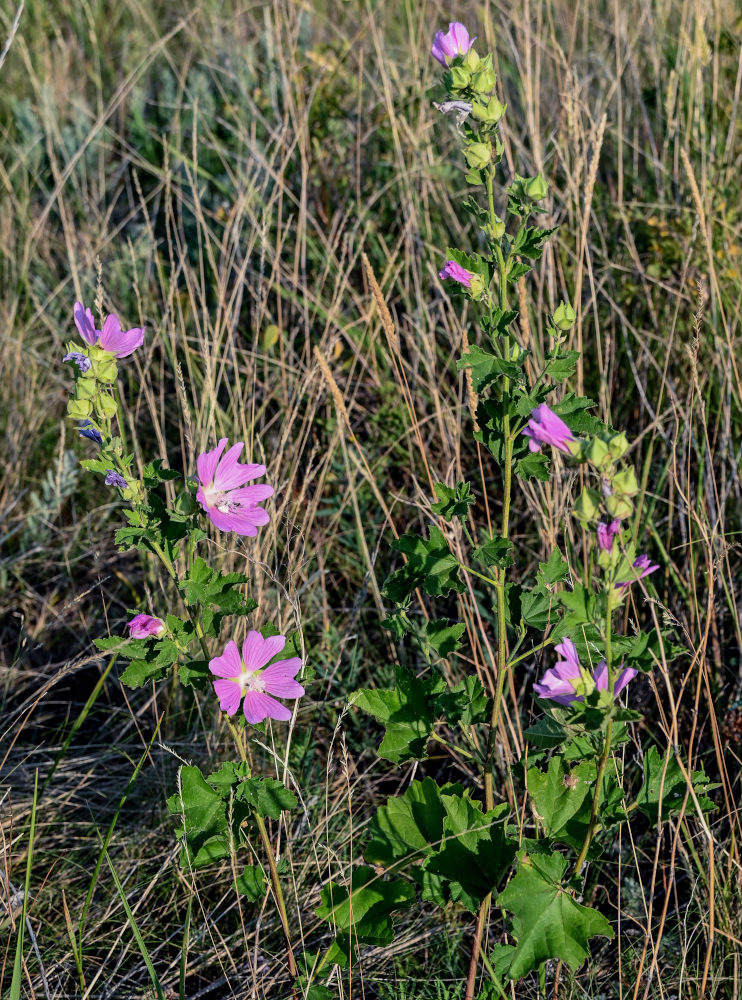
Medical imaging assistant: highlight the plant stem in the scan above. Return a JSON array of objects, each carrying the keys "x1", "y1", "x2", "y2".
[
  {"x1": 466, "y1": 182, "x2": 512, "y2": 1000},
  {"x1": 227, "y1": 720, "x2": 298, "y2": 982},
  {"x1": 574, "y1": 604, "x2": 615, "y2": 875}
]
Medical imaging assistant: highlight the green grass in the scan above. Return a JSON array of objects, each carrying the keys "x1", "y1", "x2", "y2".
[{"x1": 1, "y1": 0, "x2": 741, "y2": 997}]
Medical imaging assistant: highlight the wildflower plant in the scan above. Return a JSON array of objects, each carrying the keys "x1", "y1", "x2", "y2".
[
  {"x1": 322, "y1": 20, "x2": 719, "y2": 998},
  {"x1": 62, "y1": 297, "x2": 306, "y2": 991}
]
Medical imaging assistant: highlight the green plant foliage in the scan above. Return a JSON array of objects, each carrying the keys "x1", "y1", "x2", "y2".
[
  {"x1": 366, "y1": 777, "x2": 461, "y2": 870},
  {"x1": 497, "y1": 850, "x2": 613, "y2": 978},
  {"x1": 423, "y1": 798, "x2": 515, "y2": 913},
  {"x1": 526, "y1": 756, "x2": 594, "y2": 843},
  {"x1": 635, "y1": 746, "x2": 717, "y2": 821},
  {"x1": 431, "y1": 481, "x2": 477, "y2": 522},
  {"x1": 425, "y1": 619, "x2": 467, "y2": 657},
  {"x1": 353, "y1": 667, "x2": 445, "y2": 763},
  {"x1": 167, "y1": 766, "x2": 229, "y2": 868},
  {"x1": 384, "y1": 526, "x2": 466, "y2": 603},
  {"x1": 235, "y1": 865, "x2": 267, "y2": 902},
  {"x1": 316, "y1": 866, "x2": 416, "y2": 967},
  {"x1": 179, "y1": 556, "x2": 258, "y2": 634}
]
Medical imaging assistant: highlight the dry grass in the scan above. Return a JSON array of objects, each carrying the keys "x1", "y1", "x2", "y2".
[{"x1": 1, "y1": 0, "x2": 741, "y2": 996}]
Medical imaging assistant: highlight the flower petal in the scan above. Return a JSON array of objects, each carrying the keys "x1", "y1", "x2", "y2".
[
  {"x1": 197, "y1": 438, "x2": 228, "y2": 489},
  {"x1": 205, "y1": 504, "x2": 270, "y2": 536},
  {"x1": 241, "y1": 631, "x2": 285, "y2": 671},
  {"x1": 261, "y1": 659, "x2": 304, "y2": 698},
  {"x1": 213, "y1": 678, "x2": 241, "y2": 715},
  {"x1": 209, "y1": 640, "x2": 243, "y2": 678},
  {"x1": 613, "y1": 666, "x2": 638, "y2": 696},
  {"x1": 243, "y1": 691, "x2": 292, "y2": 724},
  {"x1": 99, "y1": 314, "x2": 145, "y2": 358},
  {"x1": 74, "y1": 302, "x2": 99, "y2": 345}
]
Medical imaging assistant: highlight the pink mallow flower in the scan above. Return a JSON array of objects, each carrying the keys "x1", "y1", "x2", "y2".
[
  {"x1": 534, "y1": 638, "x2": 637, "y2": 706},
  {"x1": 431, "y1": 22, "x2": 474, "y2": 66},
  {"x1": 597, "y1": 519, "x2": 621, "y2": 552},
  {"x1": 439, "y1": 260, "x2": 473, "y2": 288},
  {"x1": 209, "y1": 631, "x2": 304, "y2": 724},
  {"x1": 73, "y1": 301, "x2": 145, "y2": 358},
  {"x1": 127, "y1": 614, "x2": 166, "y2": 639},
  {"x1": 196, "y1": 438, "x2": 274, "y2": 536},
  {"x1": 522, "y1": 403, "x2": 575, "y2": 455},
  {"x1": 615, "y1": 553, "x2": 660, "y2": 589}
]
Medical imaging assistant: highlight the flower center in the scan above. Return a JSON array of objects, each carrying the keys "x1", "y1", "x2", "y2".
[
  {"x1": 204, "y1": 486, "x2": 240, "y2": 513},
  {"x1": 232, "y1": 668, "x2": 265, "y2": 695}
]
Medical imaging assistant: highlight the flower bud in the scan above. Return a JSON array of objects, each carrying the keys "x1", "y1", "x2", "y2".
[
  {"x1": 465, "y1": 142, "x2": 492, "y2": 170},
  {"x1": 612, "y1": 467, "x2": 639, "y2": 497},
  {"x1": 68, "y1": 398, "x2": 92, "y2": 420},
  {"x1": 605, "y1": 493, "x2": 634, "y2": 519},
  {"x1": 76, "y1": 377, "x2": 97, "y2": 400},
  {"x1": 585, "y1": 437, "x2": 612, "y2": 470},
  {"x1": 468, "y1": 273, "x2": 485, "y2": 299},
  {"x1": 449, "y1": 65, "x2": 471, "y2": 90},
  {"x1": 573, "y1": 487, "x2": 601, "y2": 524},
  {"x1": 485, "y1": 214, "x2": 506, "y2": 239},
  {"x1": 471, "y1": 67, "x2": 496, "y2": 93},
  {"x1": 461, "y1": 47, "x2": 480, "y2": 72},
  {"x1": 524, "y1": 173, "x2": 548, "y2": 200},
  {"x1": 552, "y1": 301, "x2": 576, "y2": 331},
  {"x1": 90, "y1": 356, "x2": 119, "y2": 383},
  {"x1": 174, "y1": 490, "x2": 198, "y2": 516},
  {"x1": 471, "y1": 96, "x2": 506, "y2": 125},
  {"x1": 607, "y1": 432, "x2": 630, "y2": 461},
  {"x1": 95, "y1": 394, "x2": 118, "y2": 419}
]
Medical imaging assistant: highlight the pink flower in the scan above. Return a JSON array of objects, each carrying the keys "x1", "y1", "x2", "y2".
[
  {"x1": 534, "y1": 637, "x2": 637, "y2": 705},
  {"x1": 439, "y1": 260, "x2": 473, "y2": 288},
  {"x1": 127, "y1": 613, "x2": 166, "y2": 639},
  {"x1": 74, "y1": 302, "x2": 145, "y2": 358},
  {"x1": 596, "y1": 519, "x2": 621, "y2": 552},
  {"x1": 209, "y1": 631, "x2": 304, "y2": 724},
  {"x1": 522, "y1": 403, "x2": 575, "y2": 455},
  {"x1": 431, "y1": 22, "x2": 474, "y2": 66},
  {"x1": 196, "y1": 438, "x2": 274, "y2": 536},
  {"x1": 615, "y1": 553, "x2": 660, "y2": 589}
]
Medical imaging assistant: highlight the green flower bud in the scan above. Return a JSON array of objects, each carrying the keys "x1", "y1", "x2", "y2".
[
  {"x1": 90, "y1": 356, "x2": 118, "y2": 383},
  {"x1": 607, "y1": 432, "x2": 630, "y2": 461},
  {"x1": 471, "y1": 96, "x2": 506, "y2": 125},
  {"x1": 75, "y1": 377, "x2": 97, "y2": 400},
  {"x1": 524, "y1": 173, "x2": 548, "y2": 200},
  {"x1": 67, "y1": 398, "x2": 92, "y2": 420},
  {"x1": 612, "y1": 467, "x2": 639, "y2": 497},
  {"x1": 552, "y1": 300, "x2": 576, "y2": 331},
  {"x1": 465, "y1": 142, "x2": 492, "y2": 170},
  {"x1": 485, "y1": 214, "x2": 506, "y2": 239},
  {"x1": 573, "y1": 487, "x2": 601, "y2": 524},
  {"x1": 174, "y1": 491, "x2": 198, "y2": 516},
  {"x1": 450, "y1": 65, "x2": 471, "y2": 91},
  {"x1": 95, "y1": 394, "x2": 118, "y2": 419},
  {"x1": 461, "y1": 48, "x2": 480, "y2": 72},
  {"x1": 566, "y1": 438, "x2": 585, "y2": 460},
  {"x1": 468, "y1": 273, "x2": 485, "y2": 299},
  {"x1": 585, "y1": 437, "x2": 612, "y2": 470},
  {"x1": 471, "y1": 67, "x2": 496, "y2": 93},
  {"x1": 605, "y1": 493, "x2": 634, "y2": 519}
]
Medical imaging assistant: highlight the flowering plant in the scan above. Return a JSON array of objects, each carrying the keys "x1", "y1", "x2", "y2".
[{"x1": 327, "y1": 20, "x2": 719, "y2": 998}]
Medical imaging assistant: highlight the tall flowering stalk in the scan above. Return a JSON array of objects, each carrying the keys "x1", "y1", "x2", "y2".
[
  {"x1": 346, "y1": 19, "x2": 715, "y2": 1000},
  {"x1": 62, "y1": 296, "x2": 304, "y2": 991}
]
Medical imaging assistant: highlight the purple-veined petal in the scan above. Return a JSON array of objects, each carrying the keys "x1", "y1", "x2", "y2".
[
  {"x1": 213, "y1": 678, "x2": 242, "y2": 715},
  {"x1": 197, "y1": 438, "x2": 228, "y2": 489},
  {"x1": 243, "y1": 691, "x2": 292, "y2": 724},
  {"x1": 209, "y1": 640, "x2": 243, "y2": 679}
]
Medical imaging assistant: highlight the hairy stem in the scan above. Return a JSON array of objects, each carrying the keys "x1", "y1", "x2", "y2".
[{"x1": 466, "y1": 175, "x2": 512, "y2": 1000}]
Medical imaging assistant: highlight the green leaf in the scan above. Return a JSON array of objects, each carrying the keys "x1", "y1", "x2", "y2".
[
  {"x1": 235, "y1": 777, "x2": 297, "y2": 819},
  {"x1": 366, "y1": 777, "x2": 458, "y2": 870},
  {"x1": 235, "y1": 865, "x2": 267, "y2": 902},
  {"x1": 423, "y1": 798, "x2": 515, "y2": 913},
  {"x1": 523, "y1": 716, "x2": 568, "y2": 749},
  {"x1": 458, "y1": 345, "x2": 521, "y2": 393},
  {"x1": 497, "y1": 850, "x2": 613, "y2": 978},
  {"x1": 526, "y1": 757, "x2": 594, "y2": 842},
  {"x1": 353, "y1": 667, "x2": 444, "y2": 763},
  {"x1": 206, "y1": 761, "x2": 250, "y2": 795},
  {"x1": 384, "y1": 526, "x2": 465, "y2": 604},
  {"x1": 425, "y1": 619, "x2": 466, "y2": 657},
  {"x1": 178, "y1": 659, "x2": 211, "y2": 690},
  {"x1": 167, "y1": 766, "x2": 229, "y2": 868},
  {"x1": 511, "y1": 225, "x2": 558, "y2": 260},
  {"x1": 316, "y1": 866, "x2": 415, "y2": 967},
  {"x1": 437, "y1": 674, "x2": 491, "y2": 727},
  {"x1": 517, "y1": 451, "x2": 550, "y2": 482},
  {"x1": 538, "y1": 549, "x2": 570, "y2": 587},
  {"x1": 473, "y1": 536, "x2": 513, "y2": 570},
  {"x1": 431, "y1": 480, "x2": 476, "y2": 521},
  {"x1": 179, "y1": 557, "x2": 258, "y2": 633},
  {"x1": 636, "y1": 746, "x2": 717, "y2": 821},
  {"x1": 544, "y1": 349, "x2": 580, "y2": 382}
]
